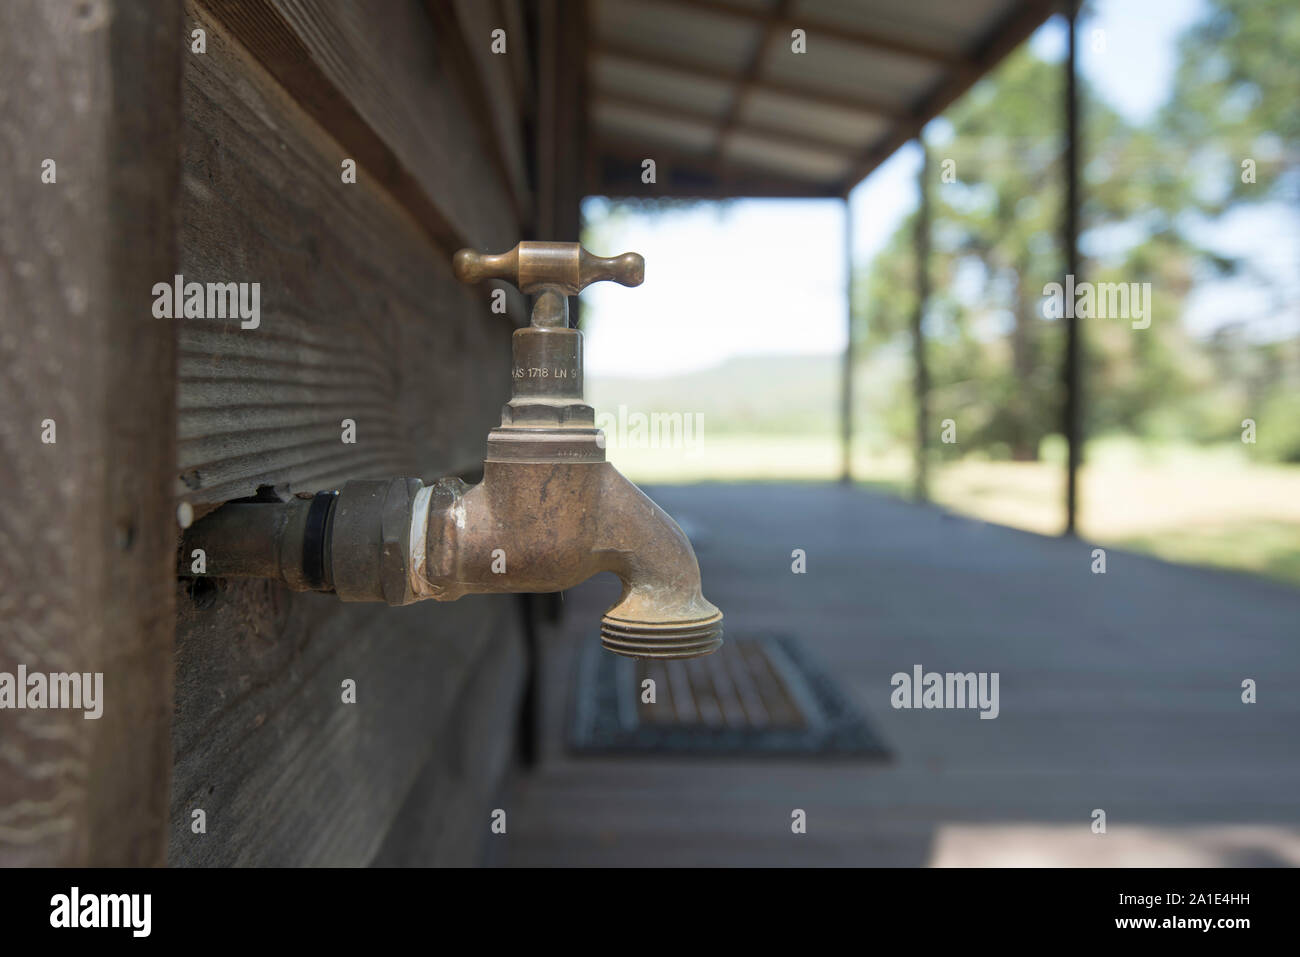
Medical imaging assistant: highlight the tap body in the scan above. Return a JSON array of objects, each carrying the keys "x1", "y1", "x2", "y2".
[
  {"x1": 182, "y1": 460, "x2": 723, "y2": 659},
  {"x1": 411, "y1": 461, "x2": 722, "y2": 657}
]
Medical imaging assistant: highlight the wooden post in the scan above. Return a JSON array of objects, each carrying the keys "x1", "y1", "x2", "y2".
[
  {"x1": 535, "y1": 0, "x2": 587, "y2": 306},
  {"x1": 913, "y1": 141, "x2": 932, "y2": 501},
  {"x1": 1062, "y1": 0, "x2": 1082, "y2": 534},
  {"x1": 556, "y1": 0, "x2": 588, "y2": 246},
  {"x1": 0, "y1": 0, "x2": 182, "y2": 865},
  {"x1": 536, "y1": 0, "x2": 558, "y2": 243},
  {"x1": 840, "y1": 196, "x2": 855, "y2": 484}
]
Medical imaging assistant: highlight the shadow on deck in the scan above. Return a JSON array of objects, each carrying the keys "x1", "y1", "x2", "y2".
[{"x1": 498, "y1": 483, "x2": 1300, "y2": 867}]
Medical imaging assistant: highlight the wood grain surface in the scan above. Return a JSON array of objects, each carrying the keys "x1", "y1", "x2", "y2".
[
  {"x1": 177, "y1": 0, "x2": 518, "y2": 505},
  {"x1": 0, "y1": 0, "x2": 183, "y2": 866}
]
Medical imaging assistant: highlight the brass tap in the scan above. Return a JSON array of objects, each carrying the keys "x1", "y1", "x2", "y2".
[{"x1": 181, "y1": 242, "x2": 723, "y2": 660}]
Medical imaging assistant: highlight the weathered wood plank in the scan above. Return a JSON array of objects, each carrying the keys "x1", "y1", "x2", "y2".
[
  {"x1": 169, "y1": 582, "x2": 524, "y2": 865},
  {"x1": 178, "y1": 0, "x2": 516, "y2": 504},
  {"x1": 371, "y1": 614, "x2": 527, "y2": 865},
  {"x1": 0, "y1": 0, "x2": 182, "y2": 865},
  {"x1": 447, "y1": 0, "x2": 534, "y2": 219},
  {"x1": 535, "y1": 1, "x2": 587, "y2": 247},
  {"x1": 197, "y1": 0, "x2": 521, "y2": 257},
  {"x1": 499, "y1": 0, "x2": 533, "y2": 118}
]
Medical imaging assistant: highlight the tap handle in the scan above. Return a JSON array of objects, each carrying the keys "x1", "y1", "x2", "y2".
[{"x1": 453, "y1": 241, "x2": 644, "y2": 296}]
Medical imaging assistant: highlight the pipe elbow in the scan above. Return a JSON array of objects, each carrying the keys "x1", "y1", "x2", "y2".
[{"x1": 416, "y1": 462, "x2": 722, "y2": 658}]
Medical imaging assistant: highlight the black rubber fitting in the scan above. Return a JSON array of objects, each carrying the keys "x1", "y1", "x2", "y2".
[{"x1": 302, "y1": 491, "x2": 337, "y2": 590}]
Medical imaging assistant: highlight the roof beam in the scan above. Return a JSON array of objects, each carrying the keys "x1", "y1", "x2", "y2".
[
  {"x1": 596, "y1": 39, "x2": 901, "y2": 119},
  {"x1": 714, "y1": 0, "x2": 793, "y2": 158},
  {"x1": 648, "y1": 0, "x2": 957, "y2": 65},
  {"x1": 836, "y1": 0, "x2": 1056, "y2": 194},
  {"x1": 598, "y1": 92, "x2": 858, "y2": 158},
  {"x1": 593, "y1": 137, "x2": 839, "y2": 198}
]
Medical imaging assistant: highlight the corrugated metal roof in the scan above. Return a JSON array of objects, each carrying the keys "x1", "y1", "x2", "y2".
[{"x1": 587, "y1": 0, "x2": 1055, "y2": 197}]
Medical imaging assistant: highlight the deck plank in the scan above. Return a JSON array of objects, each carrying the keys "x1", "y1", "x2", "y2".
[{"x1": 502, "y1": 484, "x2": 1300, "y2": 866}]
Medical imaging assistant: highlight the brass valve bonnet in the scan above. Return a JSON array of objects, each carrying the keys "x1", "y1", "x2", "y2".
[{"x1": 454, "y1": 241, "x2": 645, "y2": 464}]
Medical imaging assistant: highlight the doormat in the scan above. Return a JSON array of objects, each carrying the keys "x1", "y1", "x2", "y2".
[{"x1": 568, "y1": 633, "x2": 891, "y2": 759}]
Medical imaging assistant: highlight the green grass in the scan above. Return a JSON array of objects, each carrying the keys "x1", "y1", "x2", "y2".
[{"x1": 1112, "y1": 521, "x2": 1300, "y2": 586}]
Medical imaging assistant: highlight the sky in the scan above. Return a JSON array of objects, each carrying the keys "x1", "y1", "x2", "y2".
[{"x1": 580, "y1": 0, "x2": 1291, "y2": 379}]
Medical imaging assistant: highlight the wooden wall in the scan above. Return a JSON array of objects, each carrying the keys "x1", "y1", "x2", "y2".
[
  {"x1": 2, "y1": 0, "x2": 587, "y2": 867},
  {"x1": 177, "y1": 0, "x2": 525, "y2": 504},
  {"x1": 168, "y1": 0, "x2": 535, "y2": 865}
]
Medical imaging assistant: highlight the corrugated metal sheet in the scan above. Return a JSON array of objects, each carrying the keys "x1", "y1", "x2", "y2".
[{"x1": 587, "y1": 0, "x2": 1055, "y2": 197}]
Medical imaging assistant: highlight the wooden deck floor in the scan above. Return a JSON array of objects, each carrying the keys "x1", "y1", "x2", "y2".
[{"x1": 496, "y1": 483, "x2": 1300, "y2": 867}]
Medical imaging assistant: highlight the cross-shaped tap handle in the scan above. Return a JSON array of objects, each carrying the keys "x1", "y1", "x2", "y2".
[{"x1": 453, "y1": 241, "x2": 644, "y2": 296}]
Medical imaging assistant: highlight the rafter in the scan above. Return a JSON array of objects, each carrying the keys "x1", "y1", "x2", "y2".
[
  {"x1": 593, "y1": 137, "x2": 839, "y2": 198},
  {"x1": 714, "y1": 0, "x2": 793, "y2": 158},
  {"x1": 648, "y1": 0, "x2": 957, "y2": 65},
  {"x1": 595, "y1": 39, "x2": 901, "y2": 119},
  {"x1": 597, "y1": 92, "x2": 859, "y2": 158}
]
